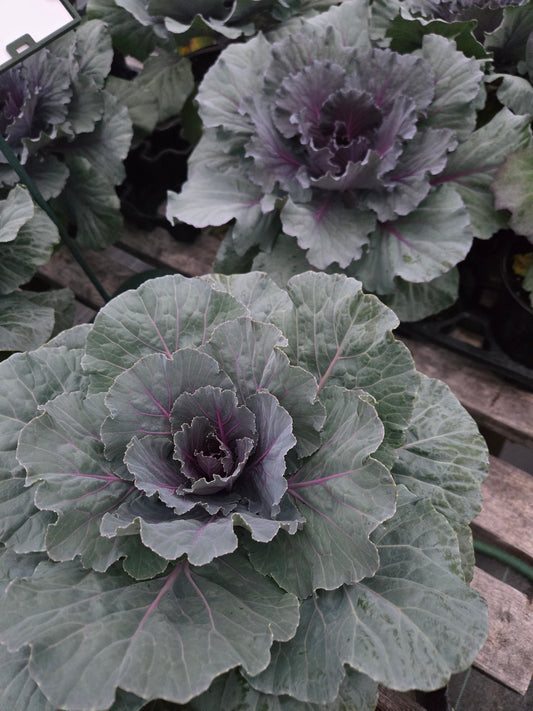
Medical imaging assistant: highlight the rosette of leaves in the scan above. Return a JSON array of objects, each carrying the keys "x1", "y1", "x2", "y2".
[
  {"x1": 0, "y1": 20, "x2": 132, "y2": 250},
  {"x1": 0, "y1": 186, "x2": 74, "y2": 356},
  {"x1": 0, "y1": 271, "x2": 488, "y2": 710},
  {"x1": 168, "y1": 0, "x2": 532, "y2": 321}
]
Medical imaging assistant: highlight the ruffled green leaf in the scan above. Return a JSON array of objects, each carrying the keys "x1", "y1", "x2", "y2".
[
  {"x1": 249, "y1": 492, "x2": 487, "y2": 703},
  {"x1": 491, "y1": 145, "x2": 533, "y2": 239},
  {"x1": 183, "y1": 667, "x2": 378, "y2": 711},
  {"x1": 277, "y1": 272, "x2": 418, "y2": 467},
  {"x1": 0, "y1": 553, "x2": 299, "y2": 710},
  {"x1": 83, "y1": 275, "x2": 247, "y2": 393},
  {"x1": 248, "y1": 386, "x2": 395, "y2": 597},
  {"x1": 379, "y1": 269, "x2": 460, "y2": 323},
  {"x1": 438, "y1": 108, "x2": 532, "y2": 238},
  {"x1": 393, "y1": 374, "x2": 489, "y2": 535},
  {"x1": 0, "y1": 205, "x2": 59, "y2": 294}
]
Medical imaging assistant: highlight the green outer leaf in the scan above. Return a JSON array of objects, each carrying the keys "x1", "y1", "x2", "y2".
[
  {"x1": 0, "y1": 294, "x2": 55, "y2": 352},
  {"x1": 437, "y1": 108, "x2": 532, "y2": 239},
  {"x1": 0, "y1": 553, "x2": 299, "y2": 710},
  {"x1": 249, "y1": 493, "x2": 487, "y2": 703},
  {"x1": 88, "y1": 0, "x2": 165, "y2": 60},
  {"x1": 417, "y1": 34, "x2": 485, "y2": 142},
  {"x1": 134, "y1": 50, "x2": 194, "y2": 126},
  {"x1": 203, "y1": 272, "x2": 292, "y2": 324},
  {"x1": 491, "y1": 145, "x2": 533, "y2": 239},
  {"x1": 17, "y1": 391, "x2": 135, "y2": 571},
  {"x1": 0, "y1": 206, "x2": 60, "y2": 294},
  {"x1": 183, "y1": 667, "x2": 378, "y2": 711},
  {"x1": 350, "y1": 185, "x2": 473, "y2": 295},
  {"x1": 72, "y1": 19, "x2": 114, "y2": 89},
  {"x1": 83, "y1": 274, "x2": 247, "y2": 393},
  {"x1": 379, "y1": 269, "x2": 460, "y2": 323},
  {"x1": 56, "y1": 157, "x2": 123, "y2": 250},
  {"x1": 277, "y1": 272, "x2": 418, "y2": 467},
  {"x1": 393, "y1": 374, "x2": 489, "y2": 534},
  {"x1": 248, "y1": 385, "x2": 395, "y2": 597},
  {"x1": 167, "y1": 166, "x2": 268, "y2": 231},
  {"x1": 0, "y1": 340, "x2": 89, "y2": 470},
  {"x1": 0, "y1": 646, "x2": 55, "y2": 711},
  {"x1": 0, "y1": 341, "x2": 89, "y2": 553},
  {"x1": 387, "y1": 15, "x2": 487, "y2": 60},
  {"x1": 197, "y1": 33, "x2": 272, "y2": 132},
  {"x1": 58, "y1": 92, "x2": 132, "y2": 186},
  {"x1": 280, "y1": 195, "x2": 376, "y2": 270},
  {"x1": 492, "y1": 73, "x2": 533, "y2": 116},
  {"x1": 0, "y1": 186, "x2": 34, "y2": 244}
]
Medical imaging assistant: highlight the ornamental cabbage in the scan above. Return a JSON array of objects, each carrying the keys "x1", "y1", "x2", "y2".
[
  {"x1": 168, "y1": 0, "x2": 532, "y2": 319},
  {"x1": 0, "y1": 20, "x2": 132, "y2": 250},
  {"x1": 0, "y1": 271, "x2": 488, "y2": 710}
]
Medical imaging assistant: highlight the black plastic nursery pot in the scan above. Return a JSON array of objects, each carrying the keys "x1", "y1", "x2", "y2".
[
  {"x1": 119, "y1": 116, "x2": 199, "y2": 241},
  {"x1": 492, "y1": 234, "x2": 533, "y2": 369},
  {"x1": 399, "y1": 233, "x2": 533, "y2": 390}
]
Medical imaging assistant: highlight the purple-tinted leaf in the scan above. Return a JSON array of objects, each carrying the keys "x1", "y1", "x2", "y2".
[
  {"x1": 367, "y1": 127, "x2": 458, "y2": 221},
  {"x1": 244, "y1": 95, "x2": 311, "y2": 197},
  {"x1": 0, "y1": 51, "x2": 72, "y2": 148},
  {"x1": 102, "y1": 349, "x2": 233, "y2": 461},
  {"x1": 273, "y1": 60, "x2": 347, "y2": 141},
  {"x1": 346, "y1": 48, "x2": 435, "y2": 114},
  {"x1": 238, "y1": 391, "x2": 295, "y2": 517},
  {"x1": 124, "y1": 435, "x2": 195, "y2": 513},
  {"x1": 172, "y1": 387, "x2": 256, "y2": 492}
]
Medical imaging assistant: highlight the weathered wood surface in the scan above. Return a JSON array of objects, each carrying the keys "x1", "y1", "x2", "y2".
[
  {"x1": 377, "y1": 688, "x2": 425, "y2": 711},
  {"x1": 119, "y1": 224, "x2": 220, "y2": 277},
  {"x1": 471, "y1": 568, "x2": 533, "y2": 695},
  {"x1": 473, "y1": 456, "x2": 533, "y2": 564},
  {"x1": 400, "y1": 336, "x2": 533, "y2": 448}
]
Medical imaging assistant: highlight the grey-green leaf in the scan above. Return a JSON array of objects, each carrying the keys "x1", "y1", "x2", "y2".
[
  {"x1": 249, "y1": 493, "x2": 487, "y2": 702},
  {"x1": 0, "y1": 553, "x2": 299, "y2": 710},
  {"x1": 83, "y1": 274, "x2": 247, "y2": 393},
  {"x1": 248, "y1": 386, "x2": 395, "y2": 597}
]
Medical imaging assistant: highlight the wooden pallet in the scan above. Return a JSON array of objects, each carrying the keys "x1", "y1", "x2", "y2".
[{"x1": 35, "y1": 222, "x2": 533, "y2": 710}]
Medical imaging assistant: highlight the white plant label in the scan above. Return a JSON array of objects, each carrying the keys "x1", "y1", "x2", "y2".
[{"x1": 0, "y1": 0, "x2": 78, "y2": 72}]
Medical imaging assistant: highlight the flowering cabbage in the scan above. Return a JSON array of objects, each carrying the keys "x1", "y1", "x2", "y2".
[
  {"x1": 0, "y1": 20, "x2": 132, "y2": 250},
  {"x1": 0, "y1": 271, "x2": 488, "y2": 710},
  {"x1": 168, "y1": 0, "x2": 532, "y2": 319}
]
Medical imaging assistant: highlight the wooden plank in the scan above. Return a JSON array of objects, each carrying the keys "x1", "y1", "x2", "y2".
[
  {"x1": 471, "y1": 568, "x2": 533, "y2": 695},
  {"x1": 377, "y1": 687, "x2": 425, "y2": 711},
  {"x1": 119, "y1": 223, "x2": 220, "y2": 277},
  {"x1": 400, "y1": 336, "x2": 533, "y2": 448},
  {"x1": 473, "y1": 456, "x2": 533, "y2": 564},
  {"x1": 38, "y1": 244, "x2": 151, "y2": 310}
]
